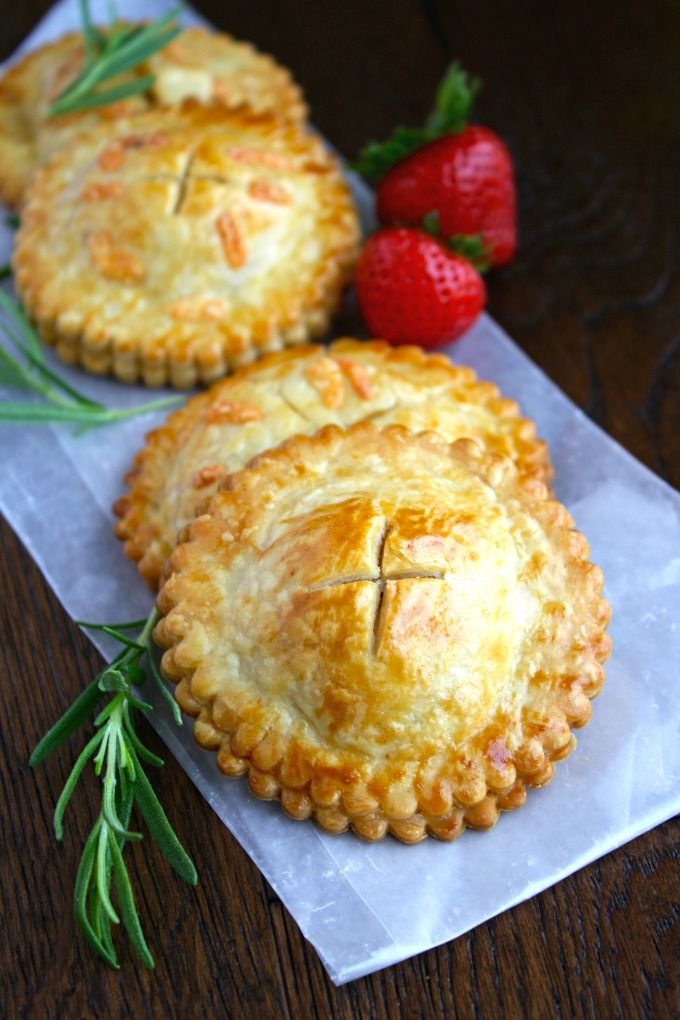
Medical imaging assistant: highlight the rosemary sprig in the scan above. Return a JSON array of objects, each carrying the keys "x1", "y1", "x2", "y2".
[
  {"x1": 0, "y1": 291, "x2": 182, "y2": 427},
  {"x1": 30, "y1": 609, "x2": 196, "y2": 969},
  {"x1": 47, "y1": 1, "x2": 182, "y2": 118}
]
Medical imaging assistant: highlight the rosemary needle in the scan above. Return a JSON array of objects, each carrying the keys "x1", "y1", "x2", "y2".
[
  {"x1": 0, "y1": 290, "x2": 182, "y2": 427},
  {"x1": 31, "y1": 608, "x2": 196, "y2": 969},
  {"x1": 47, "y1": 1, "x2": 182, "y2": 119}
]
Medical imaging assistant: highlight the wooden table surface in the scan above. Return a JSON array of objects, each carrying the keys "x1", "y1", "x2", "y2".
[{"x1": 1, "y1": 1, "x2": 678, "y2": 1017}]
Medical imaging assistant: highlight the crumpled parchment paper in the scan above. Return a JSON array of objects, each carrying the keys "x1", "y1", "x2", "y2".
[{"x1": 0, "y1": 0, "x2": 678, "y2": 985}]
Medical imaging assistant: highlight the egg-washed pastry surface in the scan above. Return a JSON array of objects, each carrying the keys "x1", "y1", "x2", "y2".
[
  {"x1": 13, "y1": 105, "x2": 359, "y2": 388},
  {"x1": 0, "y1": 27, "x2": 307, "y2": 210},
  {"x1": 114, "y1": 339, "x2": 553, "y2": 589},
  {"x1": 154, "y1": 423, "x2": 611, "y2": 844},
  {"x1": 145, "y1": 26, "x2": 306, "y2": 117}
]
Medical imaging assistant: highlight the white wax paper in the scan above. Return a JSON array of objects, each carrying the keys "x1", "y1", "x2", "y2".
[{"x1": 1, "y1": 0, "x2": 679, "y2": 986}]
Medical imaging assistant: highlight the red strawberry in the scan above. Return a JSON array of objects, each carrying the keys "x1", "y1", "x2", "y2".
[
  {"x1": 376, "y1": 127, "x2": 516, "y2": 267},
  {"x1": 355, "y1": 227, "x2": 486, "y2": 349},
  {"x1": 355, "y1": 63, "x2": 517, "y2": 267}
]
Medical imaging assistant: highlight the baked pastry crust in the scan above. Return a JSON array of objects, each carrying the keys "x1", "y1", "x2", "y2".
[
  {"x1": 0, "y1": 28, "x2": 306, "y2": 209},
  {"x1": 154, "y1": 423, "x2": 611, "y2": 844},
  {"x1": 114, "y1": 339, "x2": 553, "y2": 589},
  {"x1": 145, "y1": 27, "x2": 306, "y2": 121},
  {"x1": 13, "y1": 105, "x2": 359, "y2": 387}
]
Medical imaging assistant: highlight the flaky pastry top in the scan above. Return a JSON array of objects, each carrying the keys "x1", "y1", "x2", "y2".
[
  {"x1": 13, "y1": 105, "x2": 359, "y2": 387},
  {"x1": 114, "y1": 339, "x2": 553, "y2": 589},
  {"x1": 154, "y1": 424, "x2": 611, "y2": 844},
  {"x1": 145, "y1": 27, "x2": 306, "y2": 119},
  {"x1": 0, "y1": 27, "x2": 306, "y2": 209}
]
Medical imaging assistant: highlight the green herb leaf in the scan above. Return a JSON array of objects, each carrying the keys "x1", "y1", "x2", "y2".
[
  {"x1": 108, "y1": 828, "x2": 155, "y2": 968},
  {"x1": 0, "y1": 305, "x2": 102, "y2": 407},
  {"x1": 78, "y1": 618, "x2": 148, "y2": 632},
  {"x1": 99, "y1": 626, "x2": 146, "y2": 650},
  {"x1": 122, "y1": 708, "x2": 164, "y2": 768},
  {"x1": 108, "y1": 395, "x2": 187, "y2": 419},
  {"x1": 96, "y1": 822, "x2": 120, "y2": 924},
  {"x1": 146, "y1": 644, "x2": 183, "y2": 726},
  {"x1": 32, "y1": 607, "x2": 195, "y2": 969},
  {"x1": 98, "y1": 667, "x2": 131, "y2": 694},
  {"x1": 79, "y1": 0, "x2": 98, "y2": 62},
  {"x1": 53, "y1": 730, "x2": 106, "y2": 838},
  {"x1": 0, "y1": 365, "x2": 31, "y2": 390},
  {"x1": 0, "y1": 395, "x2": 182, "y2": 426},
  {"x1": 92, "y1": 894, "x2": 116, "y2": 963},
  {"x1": 126, "y1": 738, "x2": 197, "y2": 884},
  {"x1": 1, "y1": 289, "x2": 183, "y2": 427},
  {"x1": 0, "y1": 344, "x2": 37, "y2": 391},
  {"x1": 30, "y1": 676, "x2": 105, "y2": 765},
  {"x1": 123, "y1": 665, "x2": 146, "y2": 684},
  {"x1": 74, "y1": 824, "x2": 120, "y2": 969},
  {"x1": 0, "y1": 291, "x2": 48, "y2": 370},
  {"x1": 47, "y1": 2, "x2": 182, "y2": 119},
  {"x1": 97, "y1": 23, "x2": 181, "y2": 80},
  {"x1": 102, "y1": 712, "x2": 140, "y2": 841},
  {"x1": 49, "y1": 75, "x2": 156, "y2": 116},
  {"x1": 126, "y1": 692, "x2": 155, "y2": 713}
]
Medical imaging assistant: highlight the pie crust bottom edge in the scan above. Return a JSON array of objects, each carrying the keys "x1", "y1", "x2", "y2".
[{"x1": 169, "y1": 674, "x2": 594, "y2": 845}]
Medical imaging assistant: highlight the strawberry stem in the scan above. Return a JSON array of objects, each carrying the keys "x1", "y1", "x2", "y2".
[
  {"x1": 448, "y1": 234, "x2": 491, "y2": 273},
  {"x1": 425, "y1": 62, "x2": 481, "y2": 135},
  {"x1": 421, "y1": 212, "x2": 491, "y2": 273},
  {"x1": 421, "y1": 210, "x2": 442, "y2": 236},
  {"x1": 353, "y1": 60, "x2": 482, "y2": 183}
]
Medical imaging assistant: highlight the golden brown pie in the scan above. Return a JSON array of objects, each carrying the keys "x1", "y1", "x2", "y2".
[
  {"x1": 114, "y1": 339, "x2": 553, "y2": 588},
  {"x1": 154, "y1": 423, "x2": 611, "y2": 844},
  {"x1": 0, "y1": 27, "x2": 306, "y2": 209},
  {"x1": 13, "y1": 105, "x2": 359, "y2": 387}
]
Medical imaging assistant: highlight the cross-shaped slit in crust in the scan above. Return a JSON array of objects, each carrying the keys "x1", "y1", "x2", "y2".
[
  {"x1": 371, "y1": 520, "x2": 390, "y2": 655},
  {"x1": 88, "y1": 135, "x2": 309, "y2": 239},
  {"x1": 108, "y1": 151, "x2": 295, "y2": 216},
  {"x1": 170, "y1": 147, "x2": 198, "y2": 215},
  {"x1": 277, "y1": 390, "x2": 317, "y2": 425},
  {"x1": 127, "y1": 167, "x2": 245, "y2": 216},
  {"x1": 307, "y1": 518, "x2": 446, "y2": 655}
]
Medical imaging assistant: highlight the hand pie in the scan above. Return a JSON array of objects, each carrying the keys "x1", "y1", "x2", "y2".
[
  {"x1": 13, "y1": 106, "x2": 359, "y2": 387},
  {"x1": 154, "y1": 424, "x2": 611, "y2": 844},
  {"x1": 114, "y1": 339, "x2": 553, "y2": 588},
  {"x1": 0, "y1": 28, "x2": 306, "y2": 209}
]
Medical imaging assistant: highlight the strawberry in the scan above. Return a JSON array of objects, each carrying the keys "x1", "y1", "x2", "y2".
[
  {"x1": 355, "y1": 227, "x2": 486, "y2": 349},
  {"x1": 355, "y1": 63, "x2": 517, "y2": 267},
  {"x1": 376, "y1": 128, "x2": 516, "y2": 267}
]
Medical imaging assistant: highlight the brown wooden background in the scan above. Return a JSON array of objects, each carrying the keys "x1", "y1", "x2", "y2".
[{"x1": 1, "y1": 1, "x2": 679, "y2": 1017}]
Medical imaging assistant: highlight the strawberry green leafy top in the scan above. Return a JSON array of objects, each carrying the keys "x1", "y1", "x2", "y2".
[{"x1": 354, "y1": 62, "x2": 481, "y2": 183}]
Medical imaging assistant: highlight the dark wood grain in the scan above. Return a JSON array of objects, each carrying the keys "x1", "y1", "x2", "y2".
[{"x1": 1, "y1": 1, "x2": 679, "y2": 1017}]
